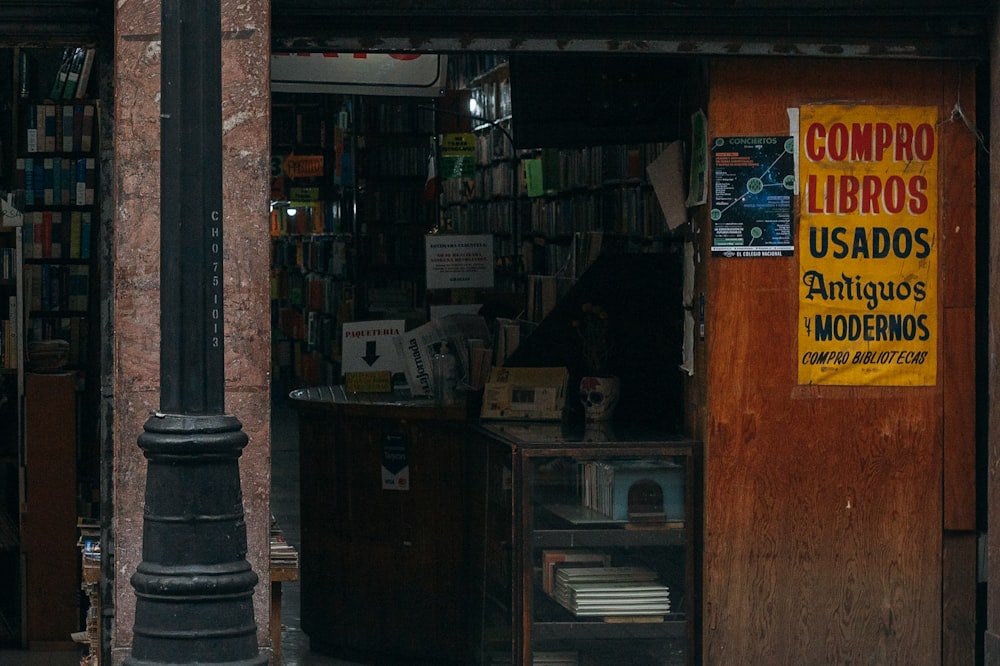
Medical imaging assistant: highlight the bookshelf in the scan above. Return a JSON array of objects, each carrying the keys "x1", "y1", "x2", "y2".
[
  {"x1": 0, "y1": 214, "x2": 22, "y2": 648},
  {"x1": 270, "y1": 92, "x2": 356, "y2": 391},
  {"x1": 440, "y1": 55, "x2": 685, "y2": 325},
  {"x1": 13, "y1": 46, "x2": 99, "y2": 379},
  {"x1": 268, "y1": 57, "x2": 687, "y2": 385},
  {"x1": 269, "y1": 93, "x2": 440, "y2": 391},
  {"x1": 0, "y1": 45, "x2": 101, "y2": 648},
  {"x1": 354, "y1": 95, "x2": 438, "y2": 318},
  {"x1": 18, "y1": 100, "x2": 97, "y2": 370}
]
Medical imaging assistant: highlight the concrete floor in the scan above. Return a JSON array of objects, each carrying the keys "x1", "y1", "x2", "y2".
[{"x1": 0, "y1": 400, "x2": 364, "y2": 666}]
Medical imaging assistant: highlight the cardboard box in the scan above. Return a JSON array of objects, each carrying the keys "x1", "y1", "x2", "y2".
[{"x1": 480, "y1": 366, "x2": 568, "y2": 421}]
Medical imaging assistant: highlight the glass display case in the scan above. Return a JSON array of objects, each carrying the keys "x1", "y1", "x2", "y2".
[{"x1": 468, "y1": 421, "x2": 701, "y2": 665}]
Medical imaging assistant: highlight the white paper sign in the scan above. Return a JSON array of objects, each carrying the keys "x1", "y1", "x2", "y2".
[
  {"x1": 271, "y1": 52, "x2": 446, "y2": 97},
  {"x1": 340, "y1": 320, "x2": 405, "y2": 375},
  {"x1": 425, "y1": 234, "x2": 494, "y2": 290}
]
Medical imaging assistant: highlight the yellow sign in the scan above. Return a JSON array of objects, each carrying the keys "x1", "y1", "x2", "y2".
[
  {"x1": 441, "y1": 133, "x2": 476, "y2": 179},
  {"x1": 798, "y1": 105, "x2": 938, "y2": 386},
  {"x1": 441, "y1": 133, "x2": 475, "y2": 156},
  {"x1": 345, "y1": 371, "x2": 393, "y2": 394}
]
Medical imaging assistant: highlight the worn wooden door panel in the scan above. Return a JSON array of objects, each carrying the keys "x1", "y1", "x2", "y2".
[{"x1": 703, "y1": 58, "x2": 974, "y2": 664}]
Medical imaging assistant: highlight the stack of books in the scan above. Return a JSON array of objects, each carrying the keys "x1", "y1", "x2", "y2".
[
  {"x1": 269, "y1": 520, "x2": 299, "y2": 569},
  {"x1": 553, "y1": 566, "x2": 670, "y2": 618}
]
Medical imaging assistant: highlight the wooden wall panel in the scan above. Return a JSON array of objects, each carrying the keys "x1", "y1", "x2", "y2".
[
  {"x1": 942, "y1": 532, "x2": 977, "y2": 666},
  {"x1": 938, "y1": 68, "x2": 978, "y2": 531},
  {"x1": 943, "y1": 307, "x2": 977, "y2": 530},
  {"x1": 703, "y1": 58, "x2": 976, "y2": 664},
  {"x1": 22, "y1": 373, "x2": 78, "y2": 650}
]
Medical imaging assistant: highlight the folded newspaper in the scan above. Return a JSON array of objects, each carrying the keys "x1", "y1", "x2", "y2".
[{"x1": 393, "y1": 314, "x2": 491, "y2": 397}]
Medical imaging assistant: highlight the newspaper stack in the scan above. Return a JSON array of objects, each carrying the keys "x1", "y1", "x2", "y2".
[{"x1": 553, "y1": 566, "x2": 670, "y2": 617}]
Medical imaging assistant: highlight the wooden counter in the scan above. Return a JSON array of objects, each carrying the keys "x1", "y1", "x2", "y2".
[{"x1": 290, "y1": 386, "x2": 468, "y2": 663}]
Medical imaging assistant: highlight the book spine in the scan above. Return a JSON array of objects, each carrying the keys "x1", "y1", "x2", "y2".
[
  {"x1": 32, "y1": 161, "x2": 44, "y2": 207},
  {"x1": 73, "y1": 103, "x2": 84, "y2": 152},
  {"x1": 49, "y1": 47, "x2": 73, "y2": 100},
  {"x1": 69, "y1": 265, "x2": 88, "y2": 311},
  {"x1": 75, "y1": 48, "x2": 96, "y2": 100},
  {"x1": 61, "y1": 159, "x2": 72, "y2": 205},
  {"x1": 50, "y1": 211, "x2": 63, "y2": 259},
  {"x1": 70, "y1": 211, "x2": 82, "y2": 259},
  {"x1": 26, "y1": 104, "x2": 37, "y2": 153},
  {"x1": 41, "y1": 210, "x2": 52, "y2": 258},
  {"x1": 16, "y1": 158, "x2": 26, "y2": 196},
  {"x1": 80, "y1": 212, "x2": 91, "y2": 259},
  {"x1": 81, "y1": 104, "x2": 95, "y2": 153},
  {"x1": 85, "y1": 158, "x2": 96, "y2": 205},
  {"x1": 63, "y1": 47, "x2": 87, "y2": 100},
  {"x1": 63, "y1": 104, "x2": 75, "y2": 152},
  {"x1": 51, "y1": 156, "x2": 61, "y2": 206},
  {"x1": 43, "y1": 158, "x2": 54, "y2": 205},
  {"x1": 44, "y1": 103, "x2": 56, "y2": 152}
]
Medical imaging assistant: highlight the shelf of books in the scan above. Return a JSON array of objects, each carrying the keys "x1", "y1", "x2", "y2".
[
  {"x1": 16, "y1": 97, "x2": 97, "y2": 371},
  {"x1": 270, "y1": 93, "x2": 444, "y2": 391},
  {"x1": 0, "y1": 45, "x2": 101, "y2": 649},
  {"x1": 354, "y1": 96, "x2": 437, "y2": 318},
  {"x1": 440, "y1": 56, "x2": 682, "y2": 322},
  {"x1": 270, "y1": 93, "x2": 357, "y2": 392},
  {"x1": 0, "y1": 224, "x2": 20, "y2": 374},
  {"x1": 0, "y1": 219, "x2": 22, "y2": 647}
]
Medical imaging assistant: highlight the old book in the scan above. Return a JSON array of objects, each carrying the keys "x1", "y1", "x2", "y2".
[
  {"x1": 73, "y1": 48, "x2": 97, "y2": 100},
  {"x1": 541, "y1": 550, "x2": 610, "y2": 595},
  {"x1": 62, "y1": 47, "x2": 87, "y2": 100}
]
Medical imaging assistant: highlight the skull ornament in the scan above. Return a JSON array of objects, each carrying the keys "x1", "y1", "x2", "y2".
[{"x1": 579, "y1": 375, "x2": 621, "y2": 422}]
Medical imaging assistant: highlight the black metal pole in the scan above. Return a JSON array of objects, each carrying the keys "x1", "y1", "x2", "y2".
[{"x1": 126, "y1": 0, "x2": 264, "y2": 663}]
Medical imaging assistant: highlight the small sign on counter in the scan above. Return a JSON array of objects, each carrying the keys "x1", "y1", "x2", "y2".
[
  {"x1": 381, "y1": 433, "x2": 410, "y2": 491},
  {"x1": 345, "y1": 371, "x2": 392, "y2": 394}
]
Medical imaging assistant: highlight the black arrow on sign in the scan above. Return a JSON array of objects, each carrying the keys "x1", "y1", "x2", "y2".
[{"x1": 362, "y1": 340, "x2": 380, "y2": 366}]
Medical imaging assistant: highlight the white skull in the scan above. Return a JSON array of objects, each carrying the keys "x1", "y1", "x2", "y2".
[{"x1": 579, "y1": 375, "x2": 620, "y2": 422}]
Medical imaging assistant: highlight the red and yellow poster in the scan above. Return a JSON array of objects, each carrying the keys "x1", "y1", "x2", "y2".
[{"x1": 798, "y1": 105, "x2": 938, "y2": 386}]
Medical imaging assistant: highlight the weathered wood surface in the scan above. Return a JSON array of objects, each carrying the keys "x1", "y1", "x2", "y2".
[{"x1": 702, "y1": 58, "x2": 976, "y2": 664}]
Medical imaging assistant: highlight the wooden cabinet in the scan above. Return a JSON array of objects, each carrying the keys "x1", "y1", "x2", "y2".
[
  {"x1": 21, "y1": 371, "x2": 78, "y2": 649},
  {"x1": 290, "y1": 385, "x2": 469, "y2": 663},
  {"x1": 468, "y1": 421, "x2": 701, "y2": 665}
]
